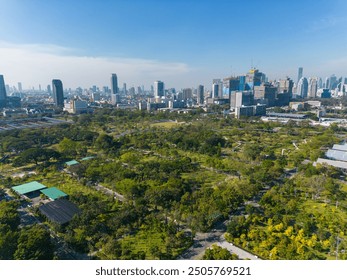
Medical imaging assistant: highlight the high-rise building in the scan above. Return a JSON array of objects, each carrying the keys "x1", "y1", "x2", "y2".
[
  {"x1": 235, "y1": 91, "x2": 254, "y2": 108},
  {"x1": 110, "y1": 74, "x2": 120, "y2": 105},
  {"x1": 212, "y1": 79, "x2": 223, "y2": 98},
  {"x1": 47, "y1": 85, "x2": 51, "y2": 94},
  {"x1": 111, "y1": 74, "x2": 118, "y2": 94},
  {"x1": 308, "y1": 77, "x2": 318, "y2": 98},
  {"x1": 0, "y1": 75, "x2": 7, "y2": 108},
  {"x1": 254, "y1": 83, "x2": 277, "y2": 107},
  {"x1": 154, "y1": 81, "x2": 165, "y2": 97},
  {"x1": 103, "y1": 86, "x2": 109, "y2": 94},
  {"x1": 246, "y1": 68, "x2": 263, "y2": 89},
  {"x1": 197, "y1": 85, "x2": 204, "y2": 105},
  {"x1": 328, "y1": 74, "x2": 337, "y2": 90},
  {"x1": 278, "y1": 77, "x2": 294, "y2": 96},
  {"x1": 123, "y1": 83, "x2": 127, "y2": 95},
  {"x1": 18, "y1": 82, "x2": 22, "y2": 92},
  {"x1": 297, "y1": 67, "x2": 303, "y2": 83},
  {"x1": 297, "y1": 77, "x2": 308, "y2": 98},
  {"x1": 223, "y1": 76, "x2": 240, "y2": 103},
  {"x1": 52, "y1": 79, "x2": 64, "y2": 107},
  {"x1": 212, "y1": 82, "x2": 219, "y2": 98},
  {"x1": 181, "y1": 88, "x2": 193, "y2": 100}
]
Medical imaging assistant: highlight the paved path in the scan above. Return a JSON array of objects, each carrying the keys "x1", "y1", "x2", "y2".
[
  {"x1": 95, "y1": 184, "x2": 125, "y2": 201},
  {"x1": 216, "y1": 235, "x2": 260, "y2": 260}
]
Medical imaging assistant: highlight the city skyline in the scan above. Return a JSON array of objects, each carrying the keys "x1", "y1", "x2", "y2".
[{"x1": 1, "y1": 0, "x2": 347, "y2": 89}]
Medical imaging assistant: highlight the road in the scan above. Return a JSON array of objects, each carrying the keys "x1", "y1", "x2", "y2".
[
  {"x1": 216, "y1": 235, "x2": 260, "y2": 260},
  {"x1": 95, "y1": 184, "x2": 125, "y2": 201},
  {"x1": 178, "y1": 223, "x2": 259, "y2": 260}
]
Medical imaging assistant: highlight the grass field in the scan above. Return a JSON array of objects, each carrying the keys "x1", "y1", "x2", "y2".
[{"x1": 150, "y1": 121, "x2": 185, "y2": 128}]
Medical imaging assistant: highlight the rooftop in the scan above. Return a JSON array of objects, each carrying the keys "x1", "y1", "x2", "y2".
[
  {"x1": 39, "y1": 199, "x2": 80, "y2": 225},
  {"x1": 40, "y1": 187, "x2": 68, "y2": 200},
  {"x1": 12, "y1": 181, "x2": 47, "y2": 195},
  {"x1": 65, "y1": 160, "x2": 79, "y2": 166}
]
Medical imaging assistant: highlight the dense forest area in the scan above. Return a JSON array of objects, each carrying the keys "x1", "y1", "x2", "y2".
[{"x1": 1, "y1": 109, "x2": 347, "y2": 259}]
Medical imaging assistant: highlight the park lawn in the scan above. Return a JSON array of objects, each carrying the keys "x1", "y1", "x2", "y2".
[
  {"x1": 150, "y1": 121, "x2": 183, "y2": 129},
  {"x1": 181, "y1": 169, "x2": 228, "y2": 188},
  {"x1": 120, "y1": 228, "x2": 185, "y2": 259}
]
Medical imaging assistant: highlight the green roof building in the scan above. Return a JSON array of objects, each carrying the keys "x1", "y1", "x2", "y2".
[
  {"x1": 65, "y1": 160, "x2": 79, "y2": 166},
  {"x1": 40, "y1": 187, "x2": 68, "y2": 200},
  {"x1": 81, "y1": 156, "x2": 95, "y2": 161},
  {"x1": 12, "y1": 181, "x2": 47, "y2": 195}
]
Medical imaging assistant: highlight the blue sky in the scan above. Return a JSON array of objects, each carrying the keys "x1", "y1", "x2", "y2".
[{"x1": 1, "y1": 0, "x2": 347, "y2": 89}]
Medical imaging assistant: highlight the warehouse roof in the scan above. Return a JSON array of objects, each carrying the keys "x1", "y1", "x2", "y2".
[
  {"x1": 39, "y1": 199, "x2": 80, "y2": 225},
  {"x1": 332, "y1": 144, "x2": 347, "y2": 152},
  {"x1": 315, "y1": 158, "x2": 347, "y2": 170},
  {"x1": 12, "y1": 181, "x2": 47, "y2": 195},
  {"x1": 65, "y1": 160, "x2": 79, "y2": 166},
  {"x1": 40, "y1": 187, "x2": 68, "y2": 200},
  {"x1": 81, "y1": 156, "x2": 95, "y2": 161}
]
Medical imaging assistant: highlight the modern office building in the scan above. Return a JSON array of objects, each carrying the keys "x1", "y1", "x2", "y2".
[
  {"x1": 254, "y1": 83, "x2": 277, "y2": 107},
  {"x1": 123, "y1": 83, "x2": 127, "y2": 95},
  {"x1": 52, "y1": 79, "x2": 64, "y2": 107},
  {"x1": 297, "y1": 77, "x2": 308, "y2": 98},
  {"x1": 278, "y1": 77, "x2": 293, "y2": 96},
  {"x1": 212, "y1": 82, "x2": 219, "y2": 98},
  {"x1": 154, "y1": 81, "x2": 165, "y2": 98},
  {"x1": 235, "y1": 91, "x2": 254, "y2": 108},
  {"x1": 17, "y1": 82, "x2": 22, "y2": 92},
  {"x1": 327, "y1": 74, "x2": 338, "y2": 90},
  {"x1": 197, "y1": 85, "x2": 204, "y2": 105},
  {"x1": 181, "y1": 88, "x2": 193, "y2": 100},
  {"x1": 223, "y1": 76, "x2": 240, "y2": 101},
  {"x1": 111, "y1": 74, "x2": 118, "y2": 94},
  {"x1": 110, "y1": 74, "x2": 120, "y2": 105},
  {"x1": 212, "y1": 79, "x2": 223, "y2": 98},
  {"x1": 308, "y1": 77, "x2": 318, "y2": 98},
  {"x1": 246, "y1": 68, "x2": 263, "y2": 89},
  {"x1": 297, "y1": 67, "x2": 303, "y2": 83},
  {"x1": 0, "y1": 74, "x2": 7, "y2": 108}
]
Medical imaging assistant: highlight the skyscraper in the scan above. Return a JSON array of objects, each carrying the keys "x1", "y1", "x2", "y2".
[
  {"x1": 154, "y1": 81, "x2": 165, "y2": 98},
  {"x1": 246, "y1": 68, "x2": 263, "y2": 89},
  {"x1": 123, "y1": 83, "x2": 127, "y2": 95},
  {"x1": 0, "y1": 75, "x2": 7, "y2": 108},
  {"x1": 212, "y1": 82, "x2": 219, "y2": 98},
  {"x1": 110, "y1": 74, "x2": 120, "y2": 105},
  {"x1": 297, "y1": 67, "x2": 303, "y2": 83},
  {"x1": 18, "y1": 82, "x2": 23, "y2": 92},
  {"x1": 52, "y1": 79, "x2": 64, "y2": 107},
  {"x1": 212, "y1": 79, "x2": 223, "y2": 98},
  {"x1": 197, "y1": 85, "x2": 204, "y2": 105},
  {"x1": 111, "y1": 74, "x2": 118, "y2": 94},
  {"x1": 278, "y1": 77, "x2": 294, "y2": 95},
  {"x1": 297, "y1": 77, "x2": 308, "y2": 98},
  {"x1": 308, "y1": 77, "x2": 318, "y2": 98},
  {"x1": 328, "y1": 74, "x2": 337, "y2": 90}
]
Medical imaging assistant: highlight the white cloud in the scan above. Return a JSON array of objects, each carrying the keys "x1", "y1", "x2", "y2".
[
  {"x1": 0, "y1": 41, "x2": 192, "y2": 89},
  {"x1": 305, "y1": 16, "x2": 347, "y2": 33}
]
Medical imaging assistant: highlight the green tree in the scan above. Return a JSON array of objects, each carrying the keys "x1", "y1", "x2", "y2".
[
  {"x1": 58, "y1": 137, "x2": 78, "y2": 156},
  {"x1": 0, "y1": 201, "x2": 20, "y2": 230},
  {"x1": 202, "y1": 244, "x2": 238, "y2": 260},
  {"x1": 14, "y1": 225, "x2": 54, "y2": 260},
  {"x1": 0, "y1": 224, "x2": 19, "y2": 259}
]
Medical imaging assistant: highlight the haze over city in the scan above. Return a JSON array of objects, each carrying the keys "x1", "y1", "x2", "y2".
[{"x1": 1, "y1": 0, "x2": 347, "y2": 89}]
